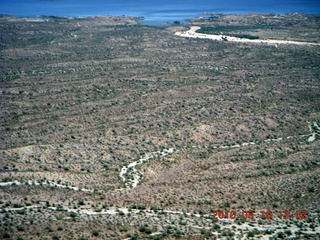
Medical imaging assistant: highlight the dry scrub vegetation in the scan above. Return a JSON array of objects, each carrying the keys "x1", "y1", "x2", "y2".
[{"x1": 0, "y1": 13, "x2": 319, "y2": 239}]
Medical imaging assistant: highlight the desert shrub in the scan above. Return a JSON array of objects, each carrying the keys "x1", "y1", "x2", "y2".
[
  {"x1": 276, "y1": 231, "x2": 285, "y2": 238},
  {"x1": 247, "y1": 228, "x2": 260, "y2": 237},
  {"x1": 284, "y1": 229, "x2": 292, "y2": 235},
  {"x1": 307, "y1": 187, "x2": 314, "y2": 192},
  {"x1": 69, "y1": 212, "x2": 77, "y2": 218},
  {"x1": 17, "y1": 225, "x2": 25, "y2": 231},
  {"x1": 92, "y1": 230, "x2": 99, "y2": 236},
  {"x1": 212, "y1": 223, "x2": 221, "y2": 231},
  {"x1": 3, "y1": 232, "x2": 10, "y2": 238}
]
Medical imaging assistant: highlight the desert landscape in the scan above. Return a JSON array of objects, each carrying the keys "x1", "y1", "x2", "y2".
[{"x1": 0, "y1": 13, "x2": 320, "y2": 239}]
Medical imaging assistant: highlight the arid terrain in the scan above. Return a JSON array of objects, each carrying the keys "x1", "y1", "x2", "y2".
[{"x1": 0, "y1": 13, "x2": 320, "y2": 239}]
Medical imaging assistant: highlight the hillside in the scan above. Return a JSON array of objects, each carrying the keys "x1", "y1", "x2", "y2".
[{"x1": 0, "y1": 13, "x2": 319, "y2": 239}]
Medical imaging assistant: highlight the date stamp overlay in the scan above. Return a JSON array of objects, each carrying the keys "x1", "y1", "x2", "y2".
[{"x1": 213, "y1": 210, "x2": 308, "y2": 221}]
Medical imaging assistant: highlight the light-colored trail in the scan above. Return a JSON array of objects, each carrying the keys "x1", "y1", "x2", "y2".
[
  {"x1": 0, "y1": 180, "x2": 94, "y2": 192},
  {"x1": 1, "y1": 122, "x2": 318, "y2": 193},
  {"x1": 175, "y1": 26, "x2": 320, "y2": 46},
  {"x1": 3, "y1": 205, "x2": 320, "y2": 240},
  {"x1": 1, "y1": 121, "x2": 319, "y2": 238},
  {"x1": 119, "y1": 148, "x2": 175, "y2": 190}
]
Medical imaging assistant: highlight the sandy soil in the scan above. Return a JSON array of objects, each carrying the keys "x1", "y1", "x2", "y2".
[{"x1": 175, "y1": 26, "x2": 320, "y2": 46}]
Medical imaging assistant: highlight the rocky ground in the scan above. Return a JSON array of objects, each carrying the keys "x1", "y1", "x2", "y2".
[{"x1": 0, "y1": 13, "x2": 319, "y2": 239}]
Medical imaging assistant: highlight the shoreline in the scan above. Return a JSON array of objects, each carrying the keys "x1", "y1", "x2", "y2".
[
  {"x1": 1, "y1": 12, "x2": 320, "y2": 25},
  {"x1": 0, "y1": 14, "x2": 143, "y2": 20}
]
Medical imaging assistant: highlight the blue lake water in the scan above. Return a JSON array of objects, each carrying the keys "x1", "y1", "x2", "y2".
[{"x1": 1, "y1": 0, "x2": 319, "y2": 25}]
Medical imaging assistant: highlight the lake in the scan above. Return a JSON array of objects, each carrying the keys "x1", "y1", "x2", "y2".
[{"x1": 1, "y1": 0, "x2": 319, "y2": 25}]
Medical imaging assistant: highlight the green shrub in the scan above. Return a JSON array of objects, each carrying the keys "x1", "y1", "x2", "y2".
[
  {"x1": 70, "y1": 212, "x2": 77, "y2": 218},
  {"x1": 3, "y1": 232, "x2": 10, "y2": 238},
  {"x1": 92, "y1": 230, "x2": 99, "y2": 236},
  {"x1": 17, "y1": 225, "x2": 25, "y2": 231}
]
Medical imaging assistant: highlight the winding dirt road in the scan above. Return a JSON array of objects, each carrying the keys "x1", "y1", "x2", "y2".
[{"x1": 175, "y1": 26, "x2": 320, "y2": 46}]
